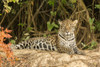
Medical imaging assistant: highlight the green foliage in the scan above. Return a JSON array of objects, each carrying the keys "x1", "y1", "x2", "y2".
[
  {"x1": 50, "y1": 11, "x2": 56, "y2": 16},
  {"x1": 20, "y1": 27, "x2": 33, "y2": 41},
  {"x1": 95, "y1": 4, "x2": 100, "y2": 9},
  {"x1": 10, "y1": 40, "x2": 16, "y2": 44},
  {"x1": 89, "y1": 41, "x2": 97, "y2": 49},
  {"x1": 69, "y1": 0, "x2": 76, "y2": 4},
  {"x1": 3, "y1": 0, "x2": 19, "y2": 13},
  {"x1": 95, "y1": 21, "x2": 100, "y2": 32},
  {"x1": 43, "y1": 34, "x2": 47, "y2": 37},
  {"x1": 48, "y1": 0, "x2": 55, "y2": 6},
  {"x1": 82, "y1": 40, "x2": 97, "y2": 49},
  {"x1": 89, "y1": 17, "x2": 100, "y2": 32},
  {"x1": 4, "y1": 5, "x2": 12, "y2": 13},
  {"x1": 81, "y1": 43, "x2": 86, "y2": 48},
  {"x1": 47, "y1": 21, "x2": 58, "y2": 31},
  {"x1": 0, "y1": 14, "x2": 2, "y2": 16},
  {"x1": 89, "y1": 18, "x2": 95, "y2": 32},
  {"x1": 61, "y1": 0, "x2": 67, "y2": 4},
  {"x1": 23, "y1": 33, "x2": 30, "y2": 41},
  {"x1": 18, "y1": 23, "x2": 25, "y2": 27},
  {"x1": 11, "y1": 9, "x2": 16, "y2": 14},
  {"x1": 6, "y1": 0, "x2": 19, "y2": 3},
  {"x1": 24, "y1": 33, "x2": 29, "y2": 36},
  {"x1": 89, "y1": 18, "x2": 95, "y2": 25},
  {"x1": 26, "y1": 27, "x2": 33, "y2": 31},
  {"x1": 10, "y1": 36, "x2": 17, "y2": 44}
]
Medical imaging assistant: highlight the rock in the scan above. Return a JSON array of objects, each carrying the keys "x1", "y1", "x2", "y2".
[{"x1": 11, "y1": 46, "x2": 100, "y2": 67}]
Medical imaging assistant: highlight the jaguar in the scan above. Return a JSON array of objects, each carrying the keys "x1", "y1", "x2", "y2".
[{"x1": 12, "y1": 19, "x2": 84, "y2": 55}]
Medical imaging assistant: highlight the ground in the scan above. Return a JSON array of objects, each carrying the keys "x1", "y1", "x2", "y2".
[{"x1": 0, "y1": 44, "x2": 100, "y2": 67}]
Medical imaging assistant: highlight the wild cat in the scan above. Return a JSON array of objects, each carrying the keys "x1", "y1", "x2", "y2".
[{"x1": 11, "y1": 19, "x2": 84, "y2": 55}]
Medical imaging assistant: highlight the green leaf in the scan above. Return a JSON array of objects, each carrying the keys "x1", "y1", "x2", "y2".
[
  {"x1": 81, "y1": 43, "x2": 88, "y2": 49},
  {"x1": 90, "y1": 26, "x2": 95, "y2": 30},
  {"x1": 4, "y1": 5, "x2": 12, "y2": 13},
  {"x1": 95, "y1": 21, "x2": 100, "y2": 31},
  {"x1": 6, "y1": 0, "x2": 19, "y2": 3},
  {"x1": 13, "y1": 0, "x2": 16, "y2": 3},
  {"x1": 48, "y1": 0, "x2": 55, "y2": 6},
  {"x1": 10, "y1": 40, "x2": 16, "y2": 44},
  {"x1": 18, "y1": 23, "x2": 25, "y2": 27},
  {"x1": 25, "y1": 36, "x2": 30, "y2": 40},
  {"x1": 0, "y1": 14, "x2": 2, "y2": 16},
  {"x1": 89, "y1": 18, "x2": 95, "y2": 32},
  {"x1": 47, "y1": 21, "x2": 58, "y2": 31},
  {"x1": 16, "y1": 0, "x2": 19, "y2": 3},
  {"x1": 7, "y1": 0, "x2": 10, "y2": 3},
  {"x1": 11, "y1": 9, "x2": 16, "y2": 14},
  {"x1": 70, "y1": 0, "x2": 76, "y2": 4},
  {"x1": 27, "y1": 27, "x2": 33, "y2": 31},
  {"x1": 52, "y1": 22, "x2": 58, "y2": 28},
  {"x1": 24, "y1": 33, "x2": 29, "y2": 36},
  {"x1": 61, "y1": 0, "x2": 67, "y2": 4},
  {"x1": 43, "y1": 34, "x2": 47, "y2": 37},
  {"x1": 95, "y1": 4, "x2": 100, "y2": 9},
  {"x1": 50, "y1": 11, "x2": 56, "y2": 16},
  {"x1": 89, "y1": 41, "x2": 97, "y2": 49},
  {"x1": 89, "y1": 18, "x2": 95, "y2": 25},
  {"x1": 47, "y1": 21, "x2": 53, "y2": 31},
  {"x1": 48, "y1": 34, "x2": 51, "y2": 36}
]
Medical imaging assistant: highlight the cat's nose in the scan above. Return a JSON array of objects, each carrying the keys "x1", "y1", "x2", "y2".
[{"x1": 65, "y1": 32, "x2": 70, "y2": 35}]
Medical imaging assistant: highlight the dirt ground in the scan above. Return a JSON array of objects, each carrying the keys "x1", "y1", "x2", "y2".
[{"x1": 0, "y1": 44, "x2": 100, "y2": 67}]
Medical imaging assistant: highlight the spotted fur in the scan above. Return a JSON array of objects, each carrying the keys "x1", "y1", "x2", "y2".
[
  {"x1": 12, "y1": 19, "x2": 84, "y2": 55},
  {"x1": 13, "y1": 35, "x2": 58, "y2": 51}
]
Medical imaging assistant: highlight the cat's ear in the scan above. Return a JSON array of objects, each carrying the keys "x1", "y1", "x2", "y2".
[
  {"x1": 73, "y1": 20, "x2": 78, "y2": 26},
  {"x1": 58, "y1": 20, "x2": 62, "y2": 25}
]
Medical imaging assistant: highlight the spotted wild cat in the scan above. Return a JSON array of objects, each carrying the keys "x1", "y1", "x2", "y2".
[{"x1": 11, "y1": 19, "x2": 84, "y2": 55}]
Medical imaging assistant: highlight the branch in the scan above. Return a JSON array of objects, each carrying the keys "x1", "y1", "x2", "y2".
[
  {"x1": 32, "y1": 0, "x2": 46, "y2": 31},
  {"x1": 7, "y1": 6, "x2": 25, "y2": 28},
  {"x1": 0, "y1": 13, "x2": 6, "y2": 25}
]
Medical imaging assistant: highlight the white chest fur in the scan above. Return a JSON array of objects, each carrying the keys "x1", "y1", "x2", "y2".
[{"x1": 58, "y1": 34, "x2": 76, "y2": 48}]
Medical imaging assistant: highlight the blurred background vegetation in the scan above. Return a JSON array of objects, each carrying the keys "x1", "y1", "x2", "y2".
[{"x1": 0, "y1": 0, "x2": 100, "y2": 50}]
